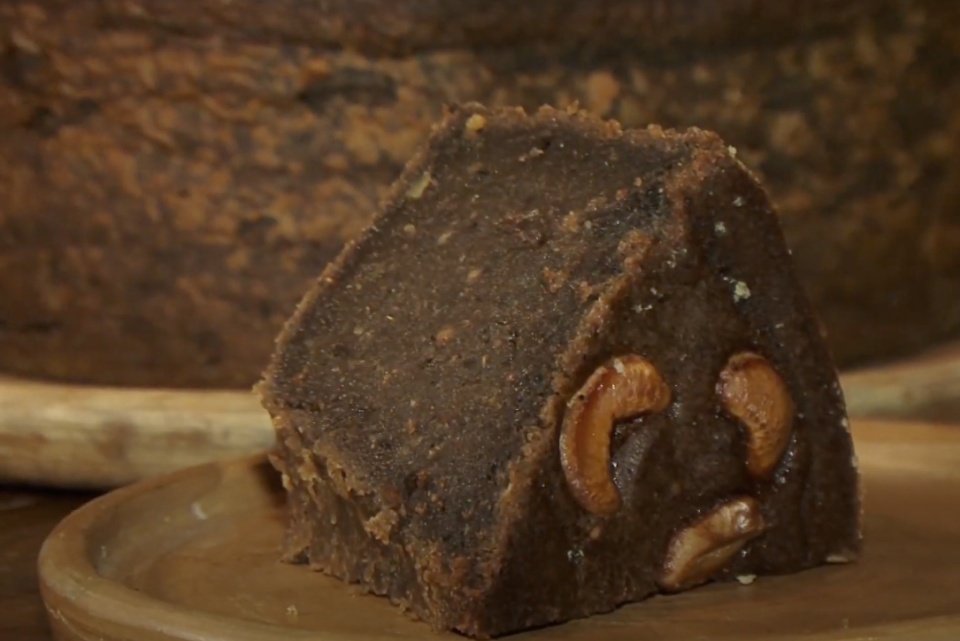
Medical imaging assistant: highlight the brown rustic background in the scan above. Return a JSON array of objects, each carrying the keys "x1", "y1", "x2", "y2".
[{"x1": 1, "y1": 0, "x2": 958, "y2": 389}]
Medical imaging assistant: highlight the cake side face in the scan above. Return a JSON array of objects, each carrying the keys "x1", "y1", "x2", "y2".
[
  {"x1": 261, "y1": 104, "x2": 859, "y2": 637},
  {"x1": 476, "y1": 146, "x2": 859, "y2": 635}
]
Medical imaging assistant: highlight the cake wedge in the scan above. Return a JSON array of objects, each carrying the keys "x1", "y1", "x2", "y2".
[{"x1": 259, "y1": 104, "x2": 860, "y2": 638}]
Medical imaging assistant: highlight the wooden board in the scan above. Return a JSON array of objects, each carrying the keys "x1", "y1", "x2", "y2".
[
  {"x1": 38, "y1": 420, "x2": 960, "y2": 641},
  {"x1": 0, "y1": 376, "x2": 274, "y2": 489},
  {"x1": 4, "y1": 340, "x2": 960, "y2": 488},
  {"x1": 841, "y1": 341, "x2": 960, "y2": 422}
]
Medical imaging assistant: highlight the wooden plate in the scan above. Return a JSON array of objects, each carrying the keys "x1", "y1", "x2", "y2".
[{"x1": 38, "y1": 420, "x2": 960, "y2": 641}]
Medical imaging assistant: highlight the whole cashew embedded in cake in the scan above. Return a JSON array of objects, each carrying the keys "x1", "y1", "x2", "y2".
[
  {"x1": 560, "y1": 355, "x2": 671, "y2": 515},
  {"x1": 717, "y1": 352, "x2": 795, "y2": 479},
  {"x1": 658, "y1": 496, "x2": 766, "y2": 591}
]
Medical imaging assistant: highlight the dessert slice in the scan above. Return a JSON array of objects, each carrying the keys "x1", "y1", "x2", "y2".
[{"x1": 259, "y1": 104, "x2": 860, "y2": 638}]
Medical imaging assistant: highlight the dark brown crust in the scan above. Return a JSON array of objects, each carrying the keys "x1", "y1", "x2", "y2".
[
  {"x1": 2, "y1": 1, "x2": 958, "y2": 387},
  {"x1": 261, "y1": 104, "x2": 859, "y2": 637}
]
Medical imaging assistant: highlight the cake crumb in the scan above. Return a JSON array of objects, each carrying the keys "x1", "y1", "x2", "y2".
[
  {"x1": 519, "y1": 146, "x2": 545, "y2": 162},
  {"x1": 466, "y1": 268, "x2": 483, "y2": 283},
  {"x1": 190, "y1": 501, "x2": 208, "y2": 521},
  {"x1": 736, "y1": 574, "x2": 757, "y2": 585},
  {"x1": 566, "y1": 547, "x2": 585, "y2": 564},
  {"x1": 296, "y1": 455, "x2": 318, "y2": 481},
  {"x1": 434, "y1": 326, "x2": 456, "y2": 346},
  {"x1": 612, "y1": 358, "x2": 626, "y2": 374},
  {"x1": 560, "y1": 211, "x2": 581, "y2": 234},
  {"x1": 285, "y1": 605, "x2": 299, "y2": 620},
  {"x1": 465, "y1": 113, "x2": 486, "y2": 134},
  {"x1": 437, "y1": 230, "x2": 453, "y2": 245},
  {"x1": 542, "y1": 267, "x2": 567, "y2": 293},
  {"x1": 403, "y1": 224, "x2": 417, "y2": 237},
  {"x1": 715, "y1": 221, "x2": 728, "y2": 235},
  {"x1": 577, "y1": 280, "x2": 598, "y2": 303},
  {"x1": 733, "y1": 196, "x2": 745, "y2": 207},
  {"x1": 405, "y1": 171, "x2": 432, "y2": 199},
  {"x1": 618, "y1": 229, "x2": 653, "y2": 271},
  {"x1": 728, "y1": 145, "x2": 738, "y2": 157},
  {"x1": 826, "y1": 552, "x2": 853, "y2": 564},
  {"x1": 733, "y1": 280, "x2": 752, "y2": 302},
  {"x1": 364, "y1": 508, "x2": 400, "y2": 544}
]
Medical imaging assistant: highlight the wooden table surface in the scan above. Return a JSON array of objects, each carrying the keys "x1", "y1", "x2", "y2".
[{"x1": 0, "y1": 488, "x2": 95, "y2": 641}]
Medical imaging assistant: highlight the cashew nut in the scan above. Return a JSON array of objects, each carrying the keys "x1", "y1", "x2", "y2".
[
  {"x1": 717, "y1": 352, "x2": 795, "y2": 479},
  {"x1": 559, "y1": 355, "x2": 671, "y2": 515},
  {"x1": 658, "y1": 496, "x2": 766, "y2": 591}
]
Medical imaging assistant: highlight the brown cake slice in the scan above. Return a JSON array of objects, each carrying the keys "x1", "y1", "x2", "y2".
[{"x1": 259, "y1": 104, "x2": 860, "y2": 638}]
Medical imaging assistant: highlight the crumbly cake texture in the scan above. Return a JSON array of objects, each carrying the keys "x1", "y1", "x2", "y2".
[
  {"x1": 260, "y1": 104, "x2": 860, "y2": 638},
  {"x1": 2, "y1": 1, "x2": 958, "y2": 388}
]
